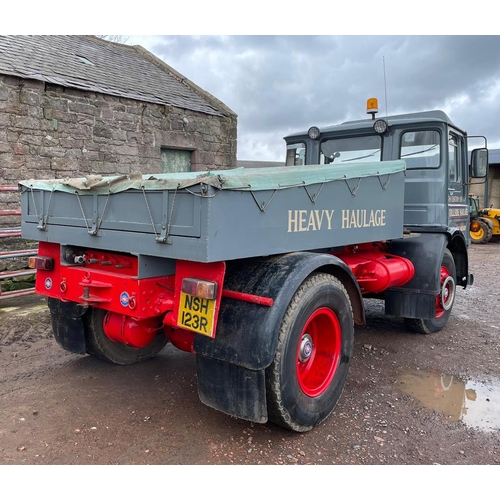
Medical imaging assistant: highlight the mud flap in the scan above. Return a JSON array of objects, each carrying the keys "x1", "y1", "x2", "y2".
[
  {"x1": 196, "y1": 356, "x2": 267, "y2": 423},
  {"x1": 193, "y1": 252, "x2": 362, "y2": 423},
  {"x1": 48, "y1": 298, "x2": 88, "y2": 354},
  {"x1": 384, "y1": 288, "x2": 438, "y2": 319},
  {"x1": 385, "y1": 233, "x2": 447, "y2": 319}
]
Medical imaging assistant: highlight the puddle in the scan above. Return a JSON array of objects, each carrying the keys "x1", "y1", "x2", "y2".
[{"x1": 397, "y1": 369, "x2": 500, "y2": 432}]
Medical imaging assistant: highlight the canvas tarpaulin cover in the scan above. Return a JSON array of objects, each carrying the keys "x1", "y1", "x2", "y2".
[{"x1": 19, "y1": 161, "x2": 406, "y2": 195}]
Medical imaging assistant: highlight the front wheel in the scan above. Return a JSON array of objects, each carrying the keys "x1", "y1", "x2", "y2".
[
  {"x1": 266, "y1": 273, "x2": 354, "y2": 432},
  {"x1": 85, "y1": 307, "x2": 168, "y2": 365},
  {"x1": 404, "y1": 249, "x2": 456, "y2": 334}
]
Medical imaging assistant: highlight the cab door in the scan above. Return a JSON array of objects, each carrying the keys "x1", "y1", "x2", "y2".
[{"x1": 447, "y1": 130, "x2": 469, "y2": 240}]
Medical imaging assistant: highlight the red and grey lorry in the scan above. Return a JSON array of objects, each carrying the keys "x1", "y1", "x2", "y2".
[{"x1": 20, "y1": 99, "x2": 488, "y2": 431}]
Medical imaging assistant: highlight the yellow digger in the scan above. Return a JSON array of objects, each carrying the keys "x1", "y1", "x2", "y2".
[{"x1": 469, "y1": 195, "x2": 500, "y2": 243}]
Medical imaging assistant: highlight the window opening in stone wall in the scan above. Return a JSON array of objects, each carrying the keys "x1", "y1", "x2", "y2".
[{"x1": 161, "y1": 148, "x2": 192, "y2": 173}]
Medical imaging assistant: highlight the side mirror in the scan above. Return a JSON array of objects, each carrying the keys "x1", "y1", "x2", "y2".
[{"x1": 470, "y1": 148, "x2": 488, "y2": 178}]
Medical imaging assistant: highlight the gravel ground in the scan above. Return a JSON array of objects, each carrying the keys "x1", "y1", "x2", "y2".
[{"x1": 0, "y1": 242, "x2": 499, "y2": 475}]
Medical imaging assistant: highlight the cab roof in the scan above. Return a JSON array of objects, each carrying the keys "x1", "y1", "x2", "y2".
[{"x1": 285, "y1": 110, "x2": 464, "y2": 141}]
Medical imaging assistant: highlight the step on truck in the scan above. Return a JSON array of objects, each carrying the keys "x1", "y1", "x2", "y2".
[{"x1": 20, "y1": 99, "x2": 488, "y2": 432}]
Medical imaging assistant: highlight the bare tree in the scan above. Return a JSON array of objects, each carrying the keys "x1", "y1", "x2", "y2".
[{"x1": 95, "y1": 35, "x2": 129, "y2": 44}]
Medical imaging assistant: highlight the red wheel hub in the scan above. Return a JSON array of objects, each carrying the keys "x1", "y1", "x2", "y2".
[
  {"x1": 436, "y1": 265, "x2": 455, "y2": 318},
  {"x1": 296, "y1": 307, "x2": 341, "y2": 397}
]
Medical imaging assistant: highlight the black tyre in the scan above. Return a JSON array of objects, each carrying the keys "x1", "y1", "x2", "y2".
[
  {"x1": 85, "y1": 307, "x2": 168, "y2": 365},
  {"x1": 266, "y1": 273, "x2": 354, "y2": 432},
  {"x1": 404, "y1": 249, "x2": 456, "y2": 334},
  {"x1": 470, "y1": 220, "x2": 492, "y2": 244}
]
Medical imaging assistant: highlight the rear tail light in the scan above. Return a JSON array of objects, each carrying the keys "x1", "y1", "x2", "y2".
[
  {"x1": 181, "y1": 278, "x2": 217, "y2": 300},
  {"x1": 29, "y1": 256, "x2": 54, "y2": 271}
]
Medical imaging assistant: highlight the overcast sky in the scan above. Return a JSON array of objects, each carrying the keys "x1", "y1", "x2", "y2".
[{"x1": 126, "y1": 35, "x2": 500, "y2": 162}]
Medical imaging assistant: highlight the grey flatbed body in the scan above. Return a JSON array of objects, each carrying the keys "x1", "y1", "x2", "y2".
[{"x1": 20, "y1": 161, "x2": 406, "y2": 263}]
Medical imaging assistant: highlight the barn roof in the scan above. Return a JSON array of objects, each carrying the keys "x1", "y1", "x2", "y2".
[
  {"x1": 0, "y1": 35, "x2": 235, "y2": 117},
  {"x1": 489, "y1": 148, "x2": 500, "y2": 165}
]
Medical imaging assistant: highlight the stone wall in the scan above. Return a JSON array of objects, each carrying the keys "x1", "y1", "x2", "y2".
[
  {"x1": 0, "y1": 73, "x2": 237, "y2": 269},
  {"x1": 0, "y1": 74, "x2": 237, "y2": 187}
]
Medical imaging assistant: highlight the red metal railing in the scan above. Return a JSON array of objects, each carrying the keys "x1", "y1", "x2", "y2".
[{"x1": 0, "y1": 185, "x2": 36, "y2": 299}]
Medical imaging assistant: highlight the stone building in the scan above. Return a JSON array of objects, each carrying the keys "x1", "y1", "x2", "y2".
[
  {"x1": 0, "y1": 35, "x2": 237, "y2": 289},
  {"x1": 0, "y1": 35, "x2": 237, "y2": 188}
]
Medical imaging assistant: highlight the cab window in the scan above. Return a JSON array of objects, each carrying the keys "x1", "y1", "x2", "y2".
[
  {"x1": 448, "y1": 133, "x2": 461, "y2": 183},
  {"x1": 286, "y1": 142, "x2": 306, "y2": 166},
  {"x1": 400, "y1": 130, "x2": 440, "y2": 168}
]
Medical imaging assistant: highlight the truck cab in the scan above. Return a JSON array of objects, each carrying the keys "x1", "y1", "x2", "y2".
[{"x1": 284, "y1": 100, "x2": 487, "y2": 245}]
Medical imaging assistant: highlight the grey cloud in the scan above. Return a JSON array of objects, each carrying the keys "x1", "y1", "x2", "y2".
[{"x1": 131, "y1": 35, "x2": 500, "y2": 160}]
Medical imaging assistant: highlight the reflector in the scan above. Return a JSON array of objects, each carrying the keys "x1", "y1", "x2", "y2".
[{"x1": 470, "y1": 221, "x2": 481, "y2": 232}]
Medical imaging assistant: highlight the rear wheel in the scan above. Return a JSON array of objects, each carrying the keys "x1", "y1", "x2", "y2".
[
  {"x1": 266, "y1": 273, "x2": 354, "y2": 432},
  {"x1": 404, "y1": 249, "x2": 456, "y2": 334},
  {"x1": 85, "y1": 307, "x2": 168, "y2": 365},
  {"x1": 470, "y1": 220, "x2": 492, "y2": 244}
]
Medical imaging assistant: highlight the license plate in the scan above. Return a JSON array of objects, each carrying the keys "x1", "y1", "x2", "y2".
[{"x1": 178, "y1": 292, "x2": 216, "y2": 337}]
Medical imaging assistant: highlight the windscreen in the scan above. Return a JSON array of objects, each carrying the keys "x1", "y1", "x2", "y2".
[{"x1": 320, "y1": 135, "x2": 382, "y2": 164}]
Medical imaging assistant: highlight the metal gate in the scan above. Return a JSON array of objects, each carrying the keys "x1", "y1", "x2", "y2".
[{"x1": 0, "y1": 185, "x2": 36, "y2": 300}]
